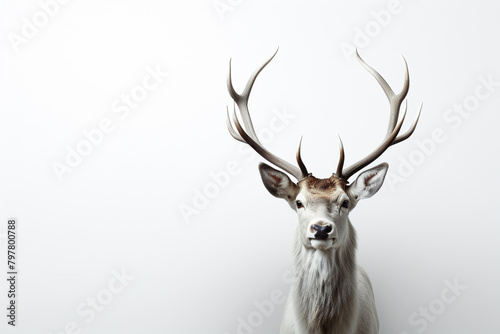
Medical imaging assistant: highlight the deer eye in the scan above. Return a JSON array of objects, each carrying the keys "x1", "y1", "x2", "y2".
[
  {"x1": 342, "y1": 200, "x2": 349, "y2": 208},
  {"x1": 296, "y1": 200, "x2": 304, "y2": 209}
]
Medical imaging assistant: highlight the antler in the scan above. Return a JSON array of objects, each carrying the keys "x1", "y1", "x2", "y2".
[
  {"x1": 226, "y1": 50, "x2": 309, "y2": 181},
  {"x1": 335, "y1": 51, "x2": 422, "y2": 181}
]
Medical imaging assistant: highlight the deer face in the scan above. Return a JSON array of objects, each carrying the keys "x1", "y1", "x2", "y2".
[{"x1": 259, "y1": 162, "x2": 388, "y2": 251}]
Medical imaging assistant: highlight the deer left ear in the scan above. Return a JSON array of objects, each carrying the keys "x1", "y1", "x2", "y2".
[
  {"x1": 258, "y1": 163, "x2": 299, "y2": 201},
  {"x1": 348, "y1": 163, "x2": 388, "y2": 201}
]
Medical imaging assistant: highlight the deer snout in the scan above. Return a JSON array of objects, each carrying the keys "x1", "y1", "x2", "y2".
[{"x1": 312, "y1": 224, "x2": 333, "y2": 240}]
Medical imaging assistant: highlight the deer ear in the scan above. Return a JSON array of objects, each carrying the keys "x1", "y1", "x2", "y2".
[
  {"x1": 348, "y1": 163, "x2": 388, "y2": 201},
  {"x1": 258, "y1": 163, "x2": 299, "y2": 201}
]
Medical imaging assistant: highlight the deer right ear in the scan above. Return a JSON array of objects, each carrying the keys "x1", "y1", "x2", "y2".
[
  {"x1": 348, "y1": 163, "x2": 389, "y2": 201},
  {"x1": 258, "y1": 163, "x2": 299, "y2": 201}
]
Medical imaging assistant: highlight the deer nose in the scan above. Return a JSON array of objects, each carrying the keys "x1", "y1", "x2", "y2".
[{"x1": 312, "y1": 224, "x2": 333, "y2": 240}]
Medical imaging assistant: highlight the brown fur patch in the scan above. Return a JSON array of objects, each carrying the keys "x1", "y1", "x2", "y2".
[
  {"x1": 297, "y1": 176, "x2": 347, "y2": 204},
  {"x1": 268, "y1": 172, "x2": 282, "y2": 187},
  {"x1": 364, "y1": 173, "x2": 376, "y2": 186},
  {"x1": 299, "y1": 175, "x2": 346, "y2": 195}
]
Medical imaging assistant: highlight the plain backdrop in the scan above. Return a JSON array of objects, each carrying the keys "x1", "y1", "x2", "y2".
[{"x1": 0, "y1": 0, "x2": 499, "y2": 333}]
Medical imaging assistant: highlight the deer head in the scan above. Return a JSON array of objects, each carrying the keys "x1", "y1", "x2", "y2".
[{"x1": 226, "y1": 50, "x2": 421, "y2": 251}]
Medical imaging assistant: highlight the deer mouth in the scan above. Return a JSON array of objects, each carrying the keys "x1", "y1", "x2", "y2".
[
  {"x1": 309, "y1": 236, "x2": 335, "y2": 241},
  {"x1": 309, "y1": 238, "x2": 335, "y2": 250}
]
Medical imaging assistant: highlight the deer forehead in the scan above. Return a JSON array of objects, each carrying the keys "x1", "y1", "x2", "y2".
[{"x1": 298, "y1": 176, "x2": 347, "y2": 203}]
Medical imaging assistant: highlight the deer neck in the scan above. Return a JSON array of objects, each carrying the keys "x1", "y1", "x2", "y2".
[{"x1": 292, "y1": 220, "x2": 358, "y2": 331}]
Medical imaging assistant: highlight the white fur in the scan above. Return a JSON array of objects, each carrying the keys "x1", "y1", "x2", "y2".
[
  {"x1": 258, "y1": 163, "x2": 388, "y2": 333},
  {"x1": 280, "y1": 220, "x2": 379, "y2": 334}
]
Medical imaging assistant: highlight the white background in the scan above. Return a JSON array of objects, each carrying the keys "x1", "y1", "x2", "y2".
[{"x1": 1, "y1": 0, "x2": 499, "y2": 333}]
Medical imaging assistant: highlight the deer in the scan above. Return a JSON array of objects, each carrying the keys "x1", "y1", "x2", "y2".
[{"x1": 225, "y1": 49, "x2": 421, "y2": 334}]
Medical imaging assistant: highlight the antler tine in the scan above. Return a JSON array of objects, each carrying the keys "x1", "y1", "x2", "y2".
[
  {"x1": 226, "y1": 105, "x2": 245, "y2": 142},
  {"x1": 296, "y1": 137, "x2": 309, "y2": 177},
  {"x1": 391, "y1": 102, "x2": 422, "y2": 145},
  {"x1": 231, "y1": 106, "x2": 304, "y2": 180},
  {"x1": 341, "y1": 103, "x2": 409, "y2": 180},
  {"x1": 335, "y1": 134, "x2": 345, "y2": 179},
  {"x1": 355, "y1": 50, "x2": 409, "y2": 139},
  {"x1": 227, "y1": 48, "x2": 279, "y2": 146}
]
